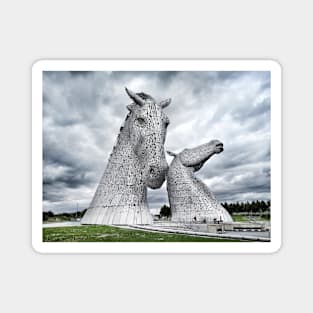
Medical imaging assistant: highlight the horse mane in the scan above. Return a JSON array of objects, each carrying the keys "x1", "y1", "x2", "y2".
[{"x1": 108, "y1": 111, "x2": 131, "y2": 159}]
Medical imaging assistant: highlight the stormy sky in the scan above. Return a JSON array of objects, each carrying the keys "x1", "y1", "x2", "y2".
[{"x1": 43, "y1": 71, "x2": 270, "y2": 213}]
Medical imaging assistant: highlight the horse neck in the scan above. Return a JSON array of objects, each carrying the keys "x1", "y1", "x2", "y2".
[{"x1": 100, "y1": 121, "x2": 145, "y2": 196}]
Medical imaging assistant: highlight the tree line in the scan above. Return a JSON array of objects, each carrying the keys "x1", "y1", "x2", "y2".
[
  {"x1": 159, "y1": 200, "x2": 271, "y2": 218},
  {"x1": 43, "y1": 209, "x2": 87, "y2": 222},
  {"x1": 221, "y1": 200, "x2": 270, "y2": 214}
]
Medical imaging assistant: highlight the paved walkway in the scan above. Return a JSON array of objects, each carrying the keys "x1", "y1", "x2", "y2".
[
  {"x1": 127, "y1": 225, "x2": 270, "y2": 242},
  {"x1": 43, "y1": 221, "x2": 81, "y2": 228}
]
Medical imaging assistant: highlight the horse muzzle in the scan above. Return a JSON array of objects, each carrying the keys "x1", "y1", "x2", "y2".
[{"x1": 146, "y1": 164, "x2": 168, "y2": 189}]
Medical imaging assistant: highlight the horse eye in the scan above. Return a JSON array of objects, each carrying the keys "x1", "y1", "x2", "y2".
[{"x1": 136, "y1": 117, "x2": 146, "y2": 126}]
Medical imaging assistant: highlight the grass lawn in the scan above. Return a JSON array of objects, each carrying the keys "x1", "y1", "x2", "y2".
[
  {"x1": 43, "y1": 225, "x2": 241, "y2": 242},
  {"x1": 232, "y1": 215, "x2": 270, "y2": 222}
]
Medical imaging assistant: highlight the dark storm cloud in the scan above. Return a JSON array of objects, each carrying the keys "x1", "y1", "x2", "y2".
[
  {"x1": 43, "y1": 70, "x2": 270, "y2": 213},
  {"x1": 217, "y1": 71, "x2": 242, "y2": 80},
  {"x1": 69, "y1": 71, "x2": 93, "y2": 76}
]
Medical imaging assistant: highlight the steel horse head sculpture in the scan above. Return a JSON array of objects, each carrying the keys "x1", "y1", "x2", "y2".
[
  {"x1": 167, "y1": 140, "x2": 233, "y2": 223},
  {"x1": 81, "y1": 88, "x2": 171, "y2": 225}
]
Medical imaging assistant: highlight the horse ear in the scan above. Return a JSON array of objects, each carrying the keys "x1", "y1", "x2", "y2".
[
  {"x1": 167, "y1": 150, "x2": 176, "y2": 157},
  {"x1": 125, "y1": 87, "x2": 145, "y2": 106},
  {"x1": 160, "y1": 98, "x2": 171, "y2": 109}
]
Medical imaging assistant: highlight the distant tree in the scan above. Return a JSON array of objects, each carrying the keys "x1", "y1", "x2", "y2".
[
  {"x1": 78, "y1": 209, "x2": 87, "y2": 218},
  {"x1": 43, "y1": 211, "x2": 54, "y2": 221},
  {"x1": 160, "y1": 205, "x2": 171, "y2": 218},
  {"x1": 222, "y1": 202, "x2": 229, "y2": 210}
]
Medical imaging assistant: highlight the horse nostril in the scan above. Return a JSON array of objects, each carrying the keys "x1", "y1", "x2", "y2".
[{"x1": 149, "y1": 166, "x2": 159, "y2": 177}]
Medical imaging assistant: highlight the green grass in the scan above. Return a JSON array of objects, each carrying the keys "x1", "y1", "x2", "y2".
[
  {"x1": 232, "y1": 215, "x2": 270, "y2": 222},
  {"x1": 43, "y1": 225, "x2": 241, "y2": 242},
  {"x1": 232, "y1": 215, "x2": 250, "y2": 222}
]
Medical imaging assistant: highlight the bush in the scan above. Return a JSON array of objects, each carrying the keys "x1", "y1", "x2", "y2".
[{"x1": 160, "y1": 205, "x2": 171, "y2": 218}]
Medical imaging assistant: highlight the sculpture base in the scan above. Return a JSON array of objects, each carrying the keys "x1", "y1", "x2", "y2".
[
  {"x1": 171, "y1": 208, "x2": 233, "y2": 224},
  {"x1": 80, "y1": 205, "x2": 153, "y2": 225}
]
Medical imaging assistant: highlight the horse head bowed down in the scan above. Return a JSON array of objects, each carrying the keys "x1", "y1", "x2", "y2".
[
  {"x1": 167, "y1": 140, "x2": 233, "y2": 223},
  {"x1": 125, "y1": 88, "x2": 170, "y2": 189},
  {"x1": 81, "y1": 88, "x2": 171, "y2": 225}
]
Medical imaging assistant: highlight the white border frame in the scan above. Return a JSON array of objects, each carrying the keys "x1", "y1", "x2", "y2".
[{"x1": 32, "y1": 60, "x2": 281, "y2": 254}]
